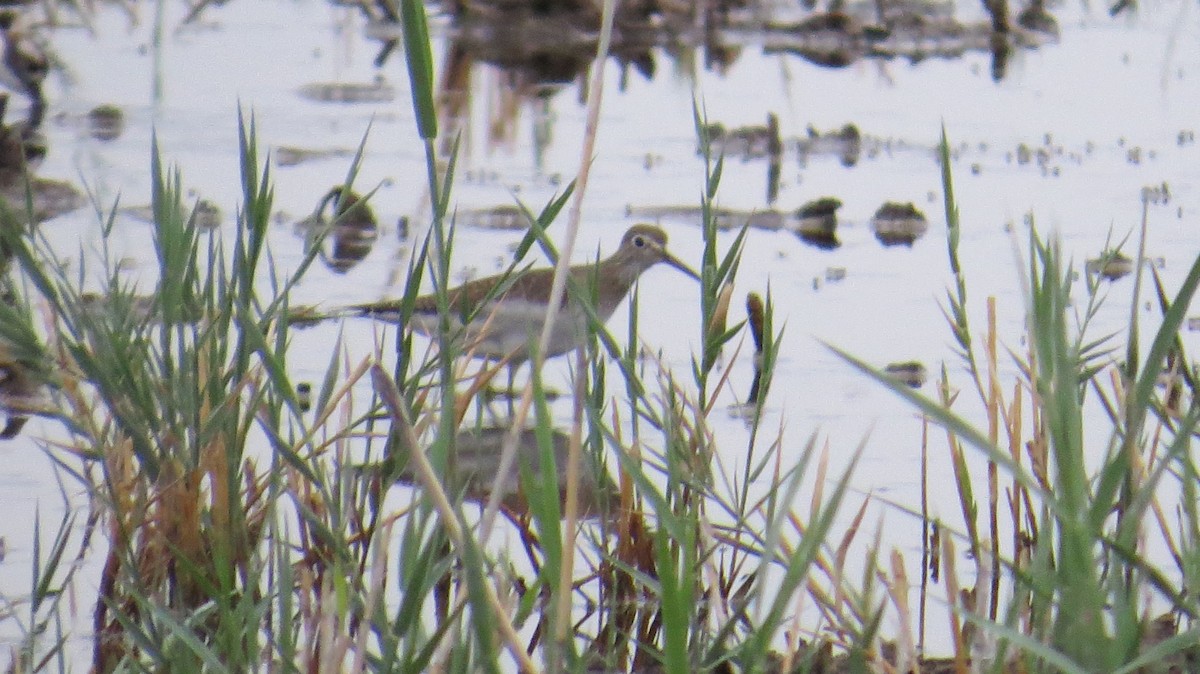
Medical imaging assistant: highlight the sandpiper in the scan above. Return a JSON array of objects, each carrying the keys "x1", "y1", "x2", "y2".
[{"x1": 351, "y1": 223, "x2": 699, "y2": 364}]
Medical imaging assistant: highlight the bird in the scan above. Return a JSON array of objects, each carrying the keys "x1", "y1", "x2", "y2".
[
  {"x1": 350, "y1": 223, "x2": 699, "y2": 366},
  {"x1": 368, "y1": 426, "x2": 620, "y2": 521}
]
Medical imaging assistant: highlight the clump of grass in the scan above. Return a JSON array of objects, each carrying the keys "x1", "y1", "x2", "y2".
[{"x1": 836, "y1": 130, "x2": 1200, "y2": 672}]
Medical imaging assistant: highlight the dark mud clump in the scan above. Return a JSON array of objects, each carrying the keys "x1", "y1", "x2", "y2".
[
  {"x1": 798, "y1": 123, "x2": 862, "y2": 167},
  {"x1": 295, "y1": 187, "x2": 380, "y2": 274},
  {"x1": 87, "y1": 104, "x2": 124, "y2": 142},
  {"x1": 872, "y1": 201, "x2": 929, "y2": 246},
  {"x1": 792, "y1": 197, "x2": 842, "y2": 250},
  {"x1": 702, "y1": 113, "x2": 782, "y2": 160},
  {"x1": 1085, "y1": 250, "x2": 1134, "y2": 281},
  {"x1": 885, "y1": 360, "x2": 927, "y2": 387}
]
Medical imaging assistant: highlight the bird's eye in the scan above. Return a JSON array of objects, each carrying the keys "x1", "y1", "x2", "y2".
[{"x1": 633, "y1": 235, "x2": 646, "y2": 247}]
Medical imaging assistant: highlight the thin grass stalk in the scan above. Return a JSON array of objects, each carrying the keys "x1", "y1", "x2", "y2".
[
  {"x1": 478, "y1": 0, "x2": 618, "y2": 549},
  {"x1": 1116, "y1": 207, "x2": 1200, "y2": 573},
  {"x1": 394, "y1": 2, "x2": 496, "y2": 667},
  {"x1": 938, "y1": 125, "x2": 987, "y2": 405},
  {"x1": 1006, "y1": 380, "x2": 1025, "y2": 619},
  {"x1": 939, "y1": 534, "x2": 969, "y2": 674},
  {"x1": 1114, "y1": 197, "x2": 1153, "y2": 565},
  {"x1": 370, "y1": 364, "x2": 536, "y2": 673},
  {"x1": 986, "y1": 297, "x2": 1001, "y2": 621},
  {"x1": 688, "y1": 101, "x2": 747, "y2": 417},
  {"x1": 548, "y1": 346, "x2": 588, "y2": 670},
  {"x1": 919, "y1": 415, "x2": 929, "y2": 656}
]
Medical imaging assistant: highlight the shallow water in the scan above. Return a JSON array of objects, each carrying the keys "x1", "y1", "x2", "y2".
[{"x1": 2, "y1": 0, "x2": 1199, "y2": 663}]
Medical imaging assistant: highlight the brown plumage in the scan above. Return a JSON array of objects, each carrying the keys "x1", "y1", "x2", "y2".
[{"x1": 353, "y1": 224, "x2": 698, "y2": 363}]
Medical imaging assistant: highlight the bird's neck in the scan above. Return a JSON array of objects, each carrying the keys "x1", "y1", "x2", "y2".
[{"x1": 576, "y1": 258, "x2": 641, "y2": 316}]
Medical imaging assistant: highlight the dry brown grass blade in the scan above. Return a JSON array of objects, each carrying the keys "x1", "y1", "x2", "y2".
[
  {"x1": 821, "y1": 492, "x2": 871, "y2": 622},
  {"x1": 810, "y1": 440, "x2": 829, "y2": 526},
  {"x1": 451, "y1": 353, "x2": 511, "y2": 425},
  {"x1": 985, "y1": 298, "x2": 1002, "y2": 621},
  {"x1": 881, "y1": 549, "x2": 917, "y2": 673},
  {"x1": 553, "y1": 347, "x2": 588, "y2": 648},
  {"x1": 706, "y1": 281, "x2": 733, "y2": 342},
  {"x1": 699, "y1": 334, "x2": 746, "y2": 416},
  {"x1": 919, "y1": 414, "x2": 930, "y2": 655},
  {"x1": 939, "y1": 534, "x2": 971, "y2": 674},
  {"x1": 613, "y1": 405, "x2": 639, "y2": 519},
  {"x1": 293, "y1": 354, "x2": 374, "y2": 456}
]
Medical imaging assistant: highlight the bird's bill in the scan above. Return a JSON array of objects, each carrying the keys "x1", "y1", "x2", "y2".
[{"x1": 663, "y1": 253, "x2": 701, "y2": 281}]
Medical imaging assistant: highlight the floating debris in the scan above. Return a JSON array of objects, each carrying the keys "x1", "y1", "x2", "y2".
[
  {"x1": 625, "y1": 205, "x2": 785, "y2": 231},
  {"x1": 274, "y1": 146, "x2": 355, "y2": 167},
  {"x1": 769, "y1": 10, "x2": 866, "y2": 68},
  {"x1": 1187, "y1": 316, "x2": 1200, "y2": 332},
  {"x1": 885, "y1": 361, "x2": 927, "y2": 388},
  {"x1": 797, "y1": 123, "x2": 862, "y2": 167},
  {"x1": 1141, "y1": 182, "x2": 1171, "y2": 205},
  {"x1": 297, "y1": 80, "x2": 396, "y2": 104},
  {"x1": 457, "y1": 204, "x2": 527, "y2": 230},
  {"x1": 80, "y1": 292, "x2": 155, "y2": 322},
  {"x1": 761, "y1": 1, "x2": 1057, "y2": 77},
  {"x1": 791, "y1": 197, "x2": 841, "y2": 250},
  {"x1": 295, "y1": 187, "x2": 379, "y2": 273},
  {"x1": 713, "y1": 209, "x2": 785, "y2": 231},
  {"x1": 296, "y1": 382, "x2": 312, "y2": 412},
  {"x1": 383, "y1": 427, "x2": 619, "y2": 521},
  {"x1": 3, "y1": 178, "x2": 85, "y2": 222},
  {"x1": 121, "y1": 196, "x2": 221, "y2": 230},
  {"x1": 825, "y1": 267, "x2": 847, "y2": 282},
  {"x1": 189, "y1": 199, "x2": 222, "y2": 230},
  {"x1": 871, "y1": 201, "x2": 928, "y2": 247},
  {"x1": 1085, "y1": 251, "x2": 1135, "y2": 281},
  {"x1": 87, "y1": 104, "x2": 124, "y2": 141},
  {"x1": 285, "y1": 304, "x2": 327, "y2": 329},
  {"x1": 1017, "y1": 0, "x2": 1059, "y2": 38},
  {"x1": 702, "y1": 113, "x2": 781, "y2": 160},
  {"x1": 79, "y1": 292, "x2": 206, "y2": 326}
]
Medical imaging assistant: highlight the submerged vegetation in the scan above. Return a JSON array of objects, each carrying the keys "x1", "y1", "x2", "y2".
[{"x1": 0, "y1": 1, "x2": 1193, "y2": 673}]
